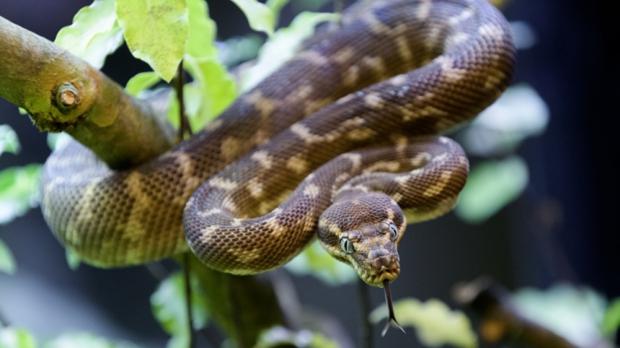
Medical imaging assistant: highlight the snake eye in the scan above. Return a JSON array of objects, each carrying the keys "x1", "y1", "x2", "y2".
[
  {"x1": 340, "y1": 237, "x2": 355, "y2": 254},
  {"x1": 388, "y1": 222, "x2": 399, "y2": 239}
]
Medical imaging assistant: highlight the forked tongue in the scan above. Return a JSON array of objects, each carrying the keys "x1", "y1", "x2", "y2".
[{"x1": 381, "y1": 279, "x2": 405, "y2": 336}]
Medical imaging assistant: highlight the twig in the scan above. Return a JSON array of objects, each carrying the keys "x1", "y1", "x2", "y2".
[
  {"x1": 453, "y1": 278, "x2": 578, "y2": 348},
  {"x1": 183, "y1": 253, "x2": 195, "y2": 348},
  {"x1": 174, "y1": 62, "x2": 192, "y2": 142},
  {"x1": 357, "y1": 279, "x2": 373, "y2": 348}
]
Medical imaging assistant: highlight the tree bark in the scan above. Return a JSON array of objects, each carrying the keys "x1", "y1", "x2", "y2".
[
  {"x1": 0, "y1": 16, "x2": 174, "y2": 169},
  {"x1": 0, "y1": 15, "x2": 286, "y2": 347}
]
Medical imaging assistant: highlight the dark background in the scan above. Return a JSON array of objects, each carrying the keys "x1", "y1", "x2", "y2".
[{"x1": 1, "y1": 0, "x2": 618, "y2": 347}]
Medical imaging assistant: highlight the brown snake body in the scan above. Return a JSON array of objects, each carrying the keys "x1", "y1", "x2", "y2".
[{"x1": 41, "y1": 0, "x2": 515, "y2": 286}]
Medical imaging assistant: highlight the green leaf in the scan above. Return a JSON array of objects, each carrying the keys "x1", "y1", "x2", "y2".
[
  {"x1": 455, "y1": 156, "x2": 528, "y2": 224},
  {"x1": 54, "y1": 0, "x2": 124, "y2": 69},
  {"x1": 603, "y1": 298, "x2": 620, "y2": 337},
  {"x1": 285, "y1": 240, "x2": 356, "y2": 286},
  {"x1": 166, "y1": 0, "x2": 237, "y2": 131},
  {"x1": 0, "y1": 125, "x2": 20, "y2": 156},
  {"x1": 116, "y1": 0, "x2": 189, "y2": 82},
  {"x1": 238, "y1": 11, "x2": 339, "y2": 92},
  {"x1": 460, "y1": 84, "x2": 549, "y2": 156},
  {"x1": 218, "y1": 34, "x2": 264, "y2": 67},
  {"x1": 45, "y1": 332, "x2": 138, "y2": 348},
  {"x1": 0, "y1": 328, "x2": 36, "y2": 348},
  {"x1": 182, "y1": 57, "x2": 237, "y2": 130},
  {"x1": 370, "y1": 298, "x2": 477, "y2": 348},
  {"x1": 266, "y1": 0, "x2": 290, "y2": 22},
  {"x1": 0, "y1": 165, "x2": 42, "y2": 225},
  {"x1": 185, "y1": 0, "x2": 217, "y2": 59},
  {"x1": 230, "y1": 0, "x2": 276, "y2": 35},
  {"x1": 0, "y1": 239, "x2": 16, "y2": 274},
  {"x1": 255, "y1": 326, "x2": 338, "y2": 348},
  {"x1": 125, "y1": 72, "x2": 161, "y2": 97},
  {"x1": 512, "y1": 284, "x2": 607, "y2": 347},
  {"x1": 151, "y1": 271, "x2": 208, "y2": 348}
]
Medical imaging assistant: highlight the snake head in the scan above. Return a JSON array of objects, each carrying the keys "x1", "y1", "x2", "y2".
[{"x1": 318, "y1": 192, "x2": 406, "y2": 287}]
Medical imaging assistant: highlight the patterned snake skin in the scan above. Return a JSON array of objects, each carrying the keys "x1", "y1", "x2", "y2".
[{"x1": 41, "y1": 0, "x2": 515, "y2": 285}]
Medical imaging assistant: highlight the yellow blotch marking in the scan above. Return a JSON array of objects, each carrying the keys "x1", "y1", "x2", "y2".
[
  {"x1": 220, "y1": 137, "x2": 242, "y2": 161},
  {"x1": 343, "y1": 65, "x2": 360, "y2": 86},
  {"x1": 246, "y1": 178, "x2": 264, "y2": 198},
  {"x1": 448, "y1": 8, "x2": 474, "y2": 26},
  {"x1": 416, "y1": 0, "x2": 432, "y2": 20},
  {"x1": 333, "y1": 46, "x2": 356, "y2": 64},
  {"x1": 435, "y1": 56, "x2": 467, "y2": 82},
  {"x1": 389, "y1": 74, "x2": 408, "y2": 86},
  {"x1": 246, "y1": 91, "x2": 277, "y2": 118},
  {"x1": 209, "y1": 177, "x2": 239, "y2": 191},
  {"x1": 303, "y1": 184, "x2": 320, "y2": 198},
  {"x1": 251, "y1": 150, "x2": 273, "y2": 169},
  {"x1": 286, "y1": 154, "x2": 309, "y2": 174},
  {"x1": 411, "y1": 152, "x2": 432, "y2": 167},
  {"x1": 422, "y1": 171, "x2": 453, "y2": 197},
  {"x1": 296, "y1": 50, "x2": 330, "y2": 65},
  {"x1": 222, "y1": 198, "x2": 239, "y2": 214},
  {"x1": 342, "y1": 153, "x2": 362, "y2": 170},
  {"x1": 230, "y1": 247, "x2": 262, "y2": 264},
  {"x1": 364, "y1": 161, "x2": 401, "y2": 173},
  {"x1": 361, "y1": 56, "x2": 386, "y2": 76},
  {"x1": 360, "y1": 9, "x2": 391, "y2": 34},
  {"x1": 364, "y1": 93, "x2": 383, "y2": 108},
  {"x1": 446, "y1": 32, "x2": 470, "y2": 49},
  {"x1": 347, "y1": 128, "x2": 375, "y2": 141},
  {"x1": 395, "y1": 36, "x2": 413, "y2": 62},
  {"x1": 286, "y1": 85, "x2": 314, "y2": 103}
]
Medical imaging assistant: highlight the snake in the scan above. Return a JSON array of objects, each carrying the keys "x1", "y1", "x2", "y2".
[{"x1": 40, "y1": 0, "x2": 515, "y2": 322}]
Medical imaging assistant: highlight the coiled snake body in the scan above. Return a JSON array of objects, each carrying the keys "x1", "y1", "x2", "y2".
[{"x1": 41, "y1": 0, "x2": 515, "y2": 287}]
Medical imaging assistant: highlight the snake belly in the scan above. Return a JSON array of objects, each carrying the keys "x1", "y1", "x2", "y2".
[{"x1": 41, "y1": 0, "x2": 515, "y2": 268}]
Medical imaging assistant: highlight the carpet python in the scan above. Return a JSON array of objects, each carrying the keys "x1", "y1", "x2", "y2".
[{"x1": 41, "y1": 0, "x2": 515, "y2": 291}]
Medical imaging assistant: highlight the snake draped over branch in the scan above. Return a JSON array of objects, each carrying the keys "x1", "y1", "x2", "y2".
[{"x1": 41, "y1": 0, "x2": 515, "y2": 295}]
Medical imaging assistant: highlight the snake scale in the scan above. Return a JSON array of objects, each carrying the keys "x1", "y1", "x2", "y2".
[{"x1": 41, "y1": 0, "x2": 515, "y2": 288}]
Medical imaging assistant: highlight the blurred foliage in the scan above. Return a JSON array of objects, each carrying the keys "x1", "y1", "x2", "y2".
[
  {"x1": 53, "y1": 0, "x2": 123, "y2": 69},
  {"x1": 603, "y1": 298, "x2": 620, "y2": 337},
  {"x1": 167, "y1": 0, "x2": 237, "y2": 131},
  {"x1": 0, "y1": 239, "x2": 16, "y2": 274},
  {"x1": 217, "y1": 34, "x2": 264, "y2": 68},
  {"x1": 150, "y1": 272, "x2": 209, "y2": 348},
  {"x1": 460, "y1": 84, "x2": 548, "y2": 157},
  {"x1": 44, "y1": 333, "x2": 138, "y2": 348},
  {"x1": 0, "y1": 125, "x2": 19, "y2": 156},
  {"x1": 230, "y1": 0, "x2": 279, "y2": 35},
  {"x1": 370, "y1": 298, "x2": 477, "y2": 348},
  {"x1": 455, "y1": 156, "x2": 528, "y2": 224},
  {"x1": 512, "y1": 284, "x2": 609, "y2": 347},
  {"x1": 255, "y1": 326, "x2": 338, "y2": 348},
  {"x1": 0, "y1": 328, "x2": 36, "y2": 348},
  {"x1": 116, "y1": 0, "x2": 188, "y2": 82},
  {"x1": 285, "y1": 240, "x2": 355, "y2": 285},
  {"x1": 124, "y1": 72, "x2": 161, "y2": 97},
  {"x1": 0, "y1": 165, "x2": 42, "y2": 225},
  {"x1": 0, "y1": 328, "x2": 138, "y2": 348}
]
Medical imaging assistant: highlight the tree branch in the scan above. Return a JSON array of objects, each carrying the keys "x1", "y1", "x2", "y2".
[
  {"x1": 0, "y1": 16, "x2": 174, "y2": 169},
  {"x1": 0, "y1": 16, "x2": 288, "y2": 346}
]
